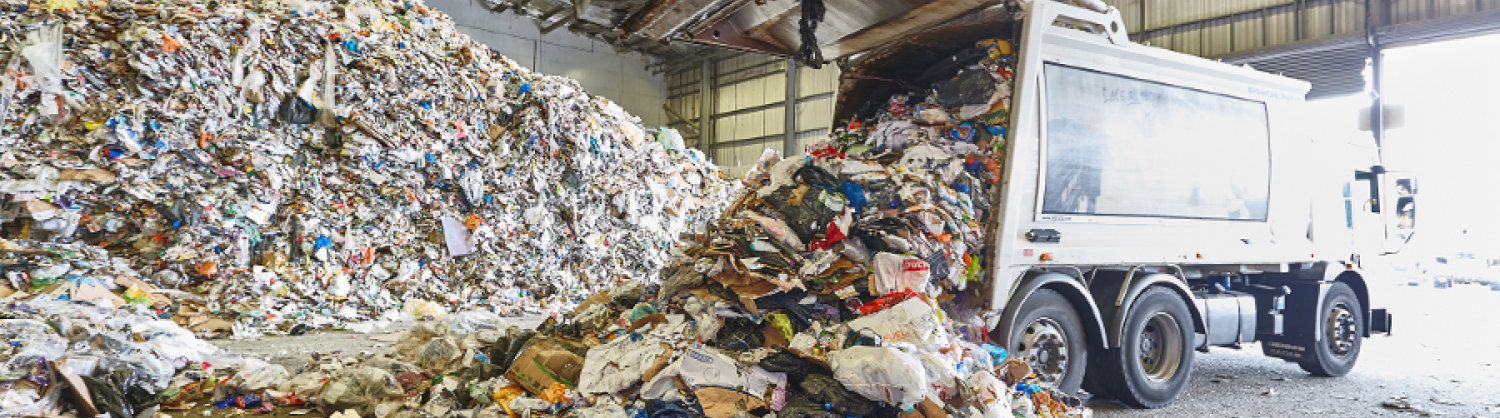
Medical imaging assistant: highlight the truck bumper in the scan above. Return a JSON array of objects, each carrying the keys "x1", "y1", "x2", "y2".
[{"x1": 1370, "y1": 308, "x2": 1393, "y2": 335}]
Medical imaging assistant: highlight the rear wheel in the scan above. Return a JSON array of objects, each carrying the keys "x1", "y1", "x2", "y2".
[
  {"x1": 1299, "y1": 282, "x2": 1363, "y2": 376},
  {"x1": 1002, "y1": 289, "x2": 1088, "y2": 395},
  {"x1": 1097, "y1": 287, "x2": 1195, "y2": 408}
]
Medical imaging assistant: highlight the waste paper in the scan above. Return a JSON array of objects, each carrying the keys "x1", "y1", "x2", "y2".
[{"x1": 0, "y1": 0, "x2": 737, "y2": 339}]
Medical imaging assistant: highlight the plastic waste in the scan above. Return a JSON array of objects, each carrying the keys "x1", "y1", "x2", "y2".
[
  {"x1": 317, "y1": 368, "x2": 404, "y2": 416},
  {"x1": 828, "y1": 347, "x2": 930, "y2": 410}
]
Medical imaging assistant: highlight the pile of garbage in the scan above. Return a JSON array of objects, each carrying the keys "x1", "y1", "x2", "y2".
[
  {"x1": 0, "y1": 0, "x2": 737, "y2": 331},
  {"x1": 0, "y1": 297, "x2": 222, "y2": 418},
  {"x1": 166, "y1": 34, "x2": 1078, "y2": 418}
]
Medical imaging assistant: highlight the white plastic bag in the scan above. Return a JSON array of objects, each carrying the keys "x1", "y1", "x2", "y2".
[
  {"x1": 828, "y1": 346, "x2": 930, "y2": 410},
  {"x1": 845, "y1": 298, "x2": 949, "y2": 346},
  {"x1": 21, "y1": 24, "x2": 65, "y2": 93},
  {"x1": 657, "y1": 128, "x2": 685, "y2": 152},
  {"x1": 234, "y1": 359, "x2": 291, "y2": 392},
  {"x1": 917, "y1": 351, "x2": 961, "y2": 401},
  {"x1": 966, "y1": 370, "x2": 1011, "y2": 415}
]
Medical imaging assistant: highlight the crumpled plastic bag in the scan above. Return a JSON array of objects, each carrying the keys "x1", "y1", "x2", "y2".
[
  {"x1": 396, "y1": 322, "x2": 448, "y2": 358},
  {"x1": 280, "y1": 371, "x2": 332, "y2": 400},
  {"x1": 917, "y1": 350, "x2": 962, "y2": 401},
  {"x1": 448, "y1": 310, "x2": 506, "y2": 335},
  {"x1": 757, "y1": 351, "x2": 824, "y2": 386},
  {"x1": 84, "y1": 368, "x2": 160, "y2": 418},
  {"x1": 657, "y1": 128, "x2": 686, "y2": 152},
  {"x1": 799, "y1": 374, "x2": 876, "y2": 417},
  {"x1": 415, "y1": 337, "x2": 463, "y2": 373},
  {"x1": 233, "y1": 359, "x2": 291, "y2": 393},
  {"x1": 276, "y1": 95, "x2": 318, "y2": 125},
  {"x1": 828, "y1": 346, "x2": 930, "y2": 410},
  {"x1": 403, "y1": 300, "x2": 450, "y2": 319},
  {"x1": 967, "y1": 369, "x2": 1011, "y2": 412},
  {"x1": 775, "y1": 393, "x2": 842, "y2": 418},
  {"x1": 317, "y1": 367, "x2": 404, "y2": 416}
]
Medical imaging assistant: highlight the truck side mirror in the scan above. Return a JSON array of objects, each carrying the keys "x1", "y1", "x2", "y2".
[{"x1": 1359, "y1": 104, "x2": 1406, "y2": 131}]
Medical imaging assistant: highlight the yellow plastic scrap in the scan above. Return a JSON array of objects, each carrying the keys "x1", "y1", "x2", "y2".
[
  {"x1": 766, "y1": 313, "x2": 794, "y2": 341},
  {"x1": 492, "y1": 385, "x2": 524, "y2": 417},
  {"x1": 978, "y1": 39, "x2": 1013, "y2": 57},
  {"x1": 123, "y1": 285, "x2": 153, "y2": 305}
]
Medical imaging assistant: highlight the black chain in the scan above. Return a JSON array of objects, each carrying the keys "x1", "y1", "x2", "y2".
[{"x1": 798, "y1": 0, "x2": 826, "y2": 68}]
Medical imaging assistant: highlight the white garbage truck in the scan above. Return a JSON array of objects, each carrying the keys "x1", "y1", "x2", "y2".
[
  {"x1": 966, "y1": 1, "x2": 1403, "y2": 407},
  {"x1": 633, "y1": 0, "x2": 1408, "y2": 408}
]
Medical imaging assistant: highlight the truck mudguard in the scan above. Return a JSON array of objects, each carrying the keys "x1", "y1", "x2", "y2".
[
  {"x1": 996, "y1": 271, "x2": 1109, "y2": 348},
  {"x1": 1106, "y1": 273, "x2": 1207, "y2": 348}
]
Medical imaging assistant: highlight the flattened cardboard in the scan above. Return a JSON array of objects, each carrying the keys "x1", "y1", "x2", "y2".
[
  {"x1": 694, "y1": 387, "x2": 767, "y2": 418},
  {"x1": 58, "y1": 169, "x2": 117, "y2": 182},
  {"x1": 22, "y1": 199, "x2": 61, "y2": 215},
  {"x1": 53, "y1": 360, "x2": 101, "y2": 417},
  {"x1": 506, "y1": 338, "x2": 586, "y2": 395}
]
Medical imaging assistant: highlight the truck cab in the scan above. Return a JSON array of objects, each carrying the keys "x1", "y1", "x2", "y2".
[{"x1": 643, "y1": 0, "x2": 1402, "y2": 408}]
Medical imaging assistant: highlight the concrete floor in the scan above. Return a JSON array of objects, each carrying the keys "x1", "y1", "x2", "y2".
[
  {"x1": 1092, "y1": 281, "x2": 1500, "y2": 417},
  {"x1": 201, "y1": 282, "x2": 1500, "y2": 418}
]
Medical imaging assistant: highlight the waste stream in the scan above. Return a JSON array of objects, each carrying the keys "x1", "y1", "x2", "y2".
[
  {"x1": 0, "y1": 0, "x2": 1091, "y2": 415},
  {"x1": 0, "y1": 0, "x2": 736, "y2": 339}
]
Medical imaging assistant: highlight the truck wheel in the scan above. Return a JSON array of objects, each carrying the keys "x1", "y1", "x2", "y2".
[
  {"x1": 1299, "y1": 282, "x2": 1363, "y2": 377},
  {"x1": 1003, "y1": 289, "x2": 1088, "y2": 395},
  {"x1": 1098, "y1": 287, "x2": 1195, "y2": 408}
]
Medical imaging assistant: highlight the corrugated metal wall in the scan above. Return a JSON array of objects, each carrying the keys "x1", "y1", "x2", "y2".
[
  {"x1": 1391, "y1": 0, "x2": 1500, "y2": 23},
  {"x1": 1104, "y1": 0, "x2": 1500, "y2": 58},
  {"x1": 1104, "y1": 0, "x2": 1369, "y2": 57},
  {"x1": 794, "y1": 64, "x2": 841, "y2": 152},
  {"x1": 1095, "y1": 0, "x2": 1500, "y2": 99},
  {"x1": 713, "y1": 54, "x2": 789, "y2": 171},
  {"x1": 664, "y1": 55, "x2": 840, "y2": 179},
  {"x1": 665, "y1": 69, "x2": 704, "y2": 145}
]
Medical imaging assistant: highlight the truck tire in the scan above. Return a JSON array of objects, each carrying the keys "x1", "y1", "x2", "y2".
[
  {"x1": 1004, "y1": 289, "x2": 1088, "y2": 395},
  {"x1": 1299, "y1": 282, "x2": 1363, "y2": 377},
  {"x1": 1096, "y1": 287, "x2": 1195, "y2": 408}
]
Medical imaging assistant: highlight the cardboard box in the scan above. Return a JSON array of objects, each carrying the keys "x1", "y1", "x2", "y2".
[{"x1": 506, "y1": 338, "x2": 587, "y2": 395}]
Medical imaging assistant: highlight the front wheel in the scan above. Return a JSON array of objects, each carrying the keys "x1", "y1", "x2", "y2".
[
  {"x1": 1298, "y1": 282, "x2": 1363, "y2": 376},
  {"x1": 1001, "y1": 289, "x2": 1088, "y2": 395},
  {"x1": 1095, "y1": 287, "x2": 1196, "y2": 408}
]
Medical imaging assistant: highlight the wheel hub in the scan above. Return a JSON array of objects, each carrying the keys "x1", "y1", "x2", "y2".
[
  {"x1": 1325, "y1": 304, "x2": 1357, "y2": 356},
  {"x1": 1020, "y1": 317, "x2": 1069, "y2": 385},
  {"x1": 1138, "y1": 312, "x2": 1183, "y2": 382}
]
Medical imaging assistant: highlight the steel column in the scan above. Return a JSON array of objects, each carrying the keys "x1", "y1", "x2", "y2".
[
  {"x1": 1368, "y1": 0, "x2": 1387, "y2": 163},
  {"x1": 783, "y1": 59, "x2": 799, "y2": 157},
  {"x1": 700, "y1": 59, "x2": 715, "y2": 151}
]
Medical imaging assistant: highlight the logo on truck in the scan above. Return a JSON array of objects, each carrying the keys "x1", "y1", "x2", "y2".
[{"x1": 1247, "y1": 86, "x2": 1297, "y2": 101}]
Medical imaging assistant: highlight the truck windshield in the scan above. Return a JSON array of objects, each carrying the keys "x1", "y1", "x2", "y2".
[{"x1": 1041, "y1": 63, "x2": 1272, "y2": 221}]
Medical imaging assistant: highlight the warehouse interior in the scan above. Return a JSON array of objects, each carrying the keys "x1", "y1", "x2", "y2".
[{"x1": 2, "y1": 0, "x2": 1499, "y2": 417}]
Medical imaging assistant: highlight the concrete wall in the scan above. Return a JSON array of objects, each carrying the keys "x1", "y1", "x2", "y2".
[{"x1": 426, "y1": 0, "x2": 668, "y2": 127}]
